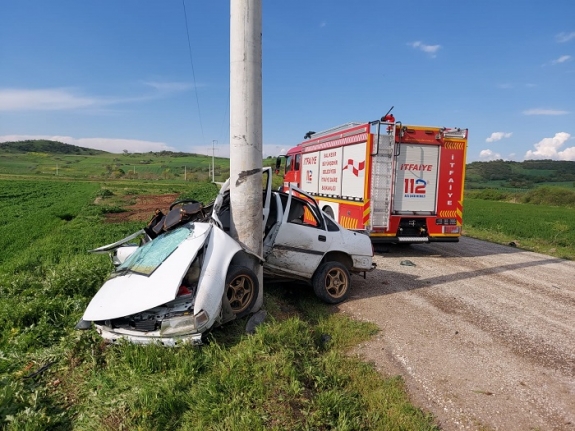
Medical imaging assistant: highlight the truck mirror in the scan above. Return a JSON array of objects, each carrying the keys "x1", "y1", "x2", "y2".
[{"x1": 275, "y1": 157, "x2": 281, "y2": 171}]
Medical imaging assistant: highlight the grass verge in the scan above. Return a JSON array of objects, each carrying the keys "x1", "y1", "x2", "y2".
[{"x1": 2, "y1": 288, "x2": 439, "y2": 430}]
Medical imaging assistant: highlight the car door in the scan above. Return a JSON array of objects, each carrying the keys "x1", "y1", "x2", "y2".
[
  {"x1": 262, "y1": 167, "x2": 273, "y2": 228},
  {"x1": 263, "y1": 186, "x2": 332, "y2": 280}
]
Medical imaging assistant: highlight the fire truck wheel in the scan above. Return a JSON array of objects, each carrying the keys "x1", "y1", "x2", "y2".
[
  {"x1": 322, "y1": 206, "x2": 335, "y2": 219},
  {"x1": 312, "y1": 261, "x2": 351, "y2": 304},
  {"x1": 225, "y1": 265, "x2": 259, "y2": 318}
]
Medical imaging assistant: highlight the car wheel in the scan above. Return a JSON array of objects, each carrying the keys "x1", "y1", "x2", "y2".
[
  {"x1": 312, "y1": 261, "x2": 351, "y2": 304},
  {"x1": 225, "y1": 265, "x2": 259, "y2": 318}
]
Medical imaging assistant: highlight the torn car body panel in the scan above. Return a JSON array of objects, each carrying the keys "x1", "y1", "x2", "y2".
[
  {"x1": 83, "y1": 223, "x2": 212, "y2": 321},
  {"x1": 94, "y1": 295, "x2": 204, "y2": 346},
  {"x1": 88, "y1": 229, "x2": 146, "y2": 254},
  {"x1": 192, "y1": 223, "x2": 242, "y2": 324},
  {"x1": 86, "y1": 223, "x2": 244, "y2": 346}
]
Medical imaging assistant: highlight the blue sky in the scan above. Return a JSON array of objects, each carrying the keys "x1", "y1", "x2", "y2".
[{"x1": 1, "y1": 0, "x2": 574, "y2": 161}]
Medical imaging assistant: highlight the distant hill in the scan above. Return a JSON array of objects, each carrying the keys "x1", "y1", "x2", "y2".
[
  {"x1": 466, "y1": 159, "x2": 575, "y2": 188},
  {"x1": 0, "y1": 140, "x2": 233, "y2": 182},
  {"x1": 0, "y1": 140, "x2": 108, "y2": 155}
]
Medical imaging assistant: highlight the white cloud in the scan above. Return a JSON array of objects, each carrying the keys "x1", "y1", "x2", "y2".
[
  {"x1": 320, "y1": 21, "x2": 326, "y2": 28},
  {"x1": 0, "y1": 134, "x2": 175, "y2": 153},
  {"x1": 141, "y1": 81, "x2": 195, "y2": 93},
  {"x1": 552, "y1": 55, "x2": 571, "y2": 65},
  {"x1": 556, "y1": 32, "x2": 575, "y2": 43},
  {"x1": 408, "y1": 41, "x2": 441, "y2": 57},
  {"x1": 523, "y1": 108, "x2": 569, "y2": 116},
  {"x1": 524, "y1": 132, "x2": 575, "y2": 161},
  {"x1": 498, "y1": 83, "x2": 513, "y2": 89},
  {"x1": 0, "y1": 88, "x2": 98, "y2": 111},
  {"x1": 191, "y1": 143, "x2": 227, "y2": 158},
  {"x1": 0, "y1": 82, "x2": 193, "y2": 112},
  {"x1": 486, "y1": 132, "x2": 512, "y2": 143},
  {"x1": 190, "y1": 143, "x2": 286, "y2": 159},
  {"x1": 263, "y1": 144, "x2": 286, "y2": 158},
  {"x1": 479, "y1": 149, "x2": 502, "y2": 160}
]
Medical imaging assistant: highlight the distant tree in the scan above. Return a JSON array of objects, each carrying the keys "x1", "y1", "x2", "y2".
[{"x1": 112, "y1": 168, "x2": 125, "y2": 179}]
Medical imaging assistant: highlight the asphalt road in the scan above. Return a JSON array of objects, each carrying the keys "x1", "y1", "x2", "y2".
[{"x1": 340, "y1": 236, "x2": 575, "y2": 431}]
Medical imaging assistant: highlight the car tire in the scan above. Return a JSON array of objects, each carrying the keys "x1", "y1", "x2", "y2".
[
  {"x1": 312, "y1": 261, "x2": 351, "y2": 304},
  {"x1": 225, "y1": 265, "x2": 259, "y2": 318}
]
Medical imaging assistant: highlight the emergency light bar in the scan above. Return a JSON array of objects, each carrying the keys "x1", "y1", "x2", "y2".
[{"x1": 443, "y1": 128, "x2": 468, "y2": 139}]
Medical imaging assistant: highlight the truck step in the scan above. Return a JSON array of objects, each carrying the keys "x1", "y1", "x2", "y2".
[{"x1": 397, "y1": 237, "x2": 429, "y2": 243}]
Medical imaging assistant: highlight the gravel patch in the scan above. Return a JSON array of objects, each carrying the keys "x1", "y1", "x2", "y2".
[{"x1": 341, "y1": 237, "x2": 575, "y2": 430}]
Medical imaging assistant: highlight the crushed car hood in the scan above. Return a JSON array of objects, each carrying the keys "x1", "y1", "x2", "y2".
[{"x1": 83, "y1": 223, "x2": 212, "y2": 321}]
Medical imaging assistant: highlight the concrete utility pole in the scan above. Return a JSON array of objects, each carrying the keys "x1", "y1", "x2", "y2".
[{"x1": 230, "y1": 0, "x2": 263, "y2": 310}]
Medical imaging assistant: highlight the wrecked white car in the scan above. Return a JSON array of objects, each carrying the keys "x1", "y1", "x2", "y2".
[{"x1": 78, "y1": 168, "x2": 374, "y2": 345}]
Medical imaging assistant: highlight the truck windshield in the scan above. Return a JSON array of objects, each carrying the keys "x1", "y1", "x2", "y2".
[{"x1": 285, "y1": 155, "x2": 293, "y2": 173}]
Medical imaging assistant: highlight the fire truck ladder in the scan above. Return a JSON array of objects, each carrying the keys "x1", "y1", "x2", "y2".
[
  {"x1": 309, "y1": 122, "x2": 363, "y2": 139},
  {"x1": 369, "y1": 121, "x2": 396, "y2": 230}
]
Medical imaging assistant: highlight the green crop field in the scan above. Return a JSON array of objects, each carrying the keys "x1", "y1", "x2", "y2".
[
  {"x1": 463, "y1": 198, "x2": 575, "y2": 259},
  {"x1": 0, "y1": 150, "x2": 230, "y2": 182},
  {"x1": 0, "y1": 179, "x2": 437, "y2": 430}
]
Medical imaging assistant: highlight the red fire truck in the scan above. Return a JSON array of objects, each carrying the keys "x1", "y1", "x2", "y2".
[{"x1": 277, "y1": 112, "x2": 468, "y2": 244}]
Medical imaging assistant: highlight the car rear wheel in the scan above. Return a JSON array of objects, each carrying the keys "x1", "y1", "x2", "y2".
[
  {"x1": 225, "y1": 265, "x2": 259, "y2": 318},
  {"x1": 312, "y1": 261, "x2": 350, "y2": 304}
]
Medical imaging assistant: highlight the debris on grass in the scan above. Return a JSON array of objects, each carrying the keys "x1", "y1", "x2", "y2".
[{"x1": 246, "y1": 310, "x2": 268, "y2": 334}]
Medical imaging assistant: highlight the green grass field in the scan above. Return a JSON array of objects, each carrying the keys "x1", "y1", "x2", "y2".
[
  {"x1": 0, "y1": 151, "x2": 230, "y2": 182},
  {"x1": 0, "y1": 179, "x2": 437, "y2": 430},
  {"x1": 463, "y1": 198, "x2": 575, "y2": 259}
]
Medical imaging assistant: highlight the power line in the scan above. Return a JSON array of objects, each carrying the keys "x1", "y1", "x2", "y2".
[{"x1": 182, "y1": 0, "x2": 206, "y2": 147}]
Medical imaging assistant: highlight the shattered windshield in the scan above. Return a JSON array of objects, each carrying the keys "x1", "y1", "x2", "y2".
[{"x1": 115, "y1": 226, "x2": 193, "y2": 277}]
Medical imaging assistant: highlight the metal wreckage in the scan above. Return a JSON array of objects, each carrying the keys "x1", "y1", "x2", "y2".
[{"x1": 77, "y1": 168, "x2": 375, "y2": 345}]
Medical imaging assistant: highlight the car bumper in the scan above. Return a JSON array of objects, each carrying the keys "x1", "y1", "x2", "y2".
[
  {"x1": 94, "y1": 324, "x2": 204, "y2": 346},
  {"x1": 351, "y1": 255, "x2": 376, "y2": 272}
]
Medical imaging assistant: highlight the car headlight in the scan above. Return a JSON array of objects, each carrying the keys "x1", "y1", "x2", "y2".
[
  {"x1": 194, "y1": 310, "x2": 210, "y2": 330},
  {"x1": 160, "y1": 314, "x2": 197, "y2": 336},
  {"x1": 159, "y1": 310, "x2": 211, "y2": 337}
]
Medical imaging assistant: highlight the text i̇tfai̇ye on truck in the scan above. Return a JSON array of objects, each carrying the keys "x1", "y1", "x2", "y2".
[{"x1": 276, "y1": 111, "x2": 468, "y2": 244}]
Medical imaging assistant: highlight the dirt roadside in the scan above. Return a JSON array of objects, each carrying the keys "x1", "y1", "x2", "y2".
[
  {"x1": 102, "y1": 194, "x2": 179, "y2": 223},
  {"x1": 341, "y1": 237, "x2": 575, "y2": 430}
]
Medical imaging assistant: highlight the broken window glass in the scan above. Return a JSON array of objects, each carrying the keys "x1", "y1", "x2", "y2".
[{"x1": 115, "y1": 226, "x2": 193, "y2": 277}]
